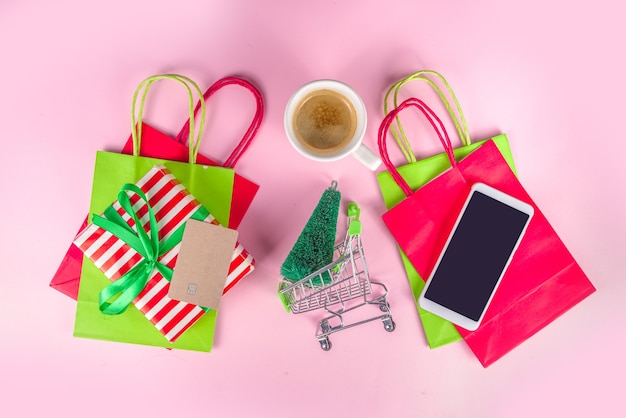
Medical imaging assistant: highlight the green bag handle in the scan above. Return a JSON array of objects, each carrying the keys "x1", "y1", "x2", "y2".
[
  {"x1": 131, "y1": 74, "x2": 207, "y2": 164},
  {"x1": 383, "y1": 70, "x2": 470, "y2": 163}
]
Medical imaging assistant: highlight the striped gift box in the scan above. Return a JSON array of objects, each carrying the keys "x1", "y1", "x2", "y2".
[{"x1": 74, "y1": 164, "x2": 254, "y2": 342}]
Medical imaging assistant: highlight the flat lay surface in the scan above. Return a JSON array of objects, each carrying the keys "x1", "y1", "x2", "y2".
[{"x1": 1, "y1": 1, "x2": 624, "y2": 417}]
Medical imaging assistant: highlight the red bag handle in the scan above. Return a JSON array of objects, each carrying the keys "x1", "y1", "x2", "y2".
[
  {"x1": 378, "y1": 97, "x2": 457, "y2": 197},
  {"x1": 175, "y1": 76, "x2": 264, "y2": 168}
]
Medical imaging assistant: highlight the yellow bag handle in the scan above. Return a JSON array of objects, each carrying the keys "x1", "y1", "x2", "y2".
[
  {"x1": 383, "y1": 70, "x2": 470, "y2": 163},
  {"x1": 131, "y1": 74, "x2": 207, "y2": 164}
]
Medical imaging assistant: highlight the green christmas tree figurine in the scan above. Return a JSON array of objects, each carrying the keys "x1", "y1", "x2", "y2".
[{"x1": 280, "y1": 181, "x2": 341, "y2": 285}]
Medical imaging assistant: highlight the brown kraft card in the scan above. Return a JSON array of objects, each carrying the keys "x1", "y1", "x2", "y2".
[{"x1": 168, "y1": 219, "x2": 239, "y2": 310}]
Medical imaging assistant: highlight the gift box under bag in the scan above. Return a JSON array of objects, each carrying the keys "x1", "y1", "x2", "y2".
[
  {"x1": 379, "y1": 97, "x2": 595, "y2": 367},
  {"x1": 376, "y1": 70, "x2": 518, "y2": 348},
  {"x1": 73, "y1": 74, "x2": 254, "y2": 352},
  {"x1": 50, "y1": 76, "x2": 263, "y2": 300}
]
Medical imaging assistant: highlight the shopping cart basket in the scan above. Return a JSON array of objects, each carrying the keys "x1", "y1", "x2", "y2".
[{"x1": 279, "y1": 202, "x2": 395, "y2": 350}]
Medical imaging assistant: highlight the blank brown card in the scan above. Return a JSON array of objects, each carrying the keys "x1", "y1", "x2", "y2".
[{"x1": 168, "y1": 219, "x2": 239, "y2": 310}]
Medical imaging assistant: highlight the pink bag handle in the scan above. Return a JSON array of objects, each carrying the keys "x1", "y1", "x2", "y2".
[
  {"x1": 175, "y1": 76, "x2": 264, "y2": 168},
  {"x1": 378, "y1": 97, "x2": 457, "y2": 197}
]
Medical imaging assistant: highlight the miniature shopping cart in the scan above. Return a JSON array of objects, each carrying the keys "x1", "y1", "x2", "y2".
[{"x1": 278, "y1": 203, "x2": 395, "y2": 351}]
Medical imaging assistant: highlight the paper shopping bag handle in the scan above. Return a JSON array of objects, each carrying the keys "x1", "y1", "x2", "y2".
[
  {"x1": 378, "y1": 98, "x2": 457, "y2": 197},
  {"x1": 174, "y1": 76, "x2": 264, "y2": 168},
  {"x1": 383, "y1": 70, "x2": 470, "y2": 163},
  {"x1": 131, "y1": 74, "x2": 207, "y2": 164}
]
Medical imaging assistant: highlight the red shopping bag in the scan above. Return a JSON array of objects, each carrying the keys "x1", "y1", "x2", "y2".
[
  {"x1": 50, "y1": 76, "x2": 263, "y2": 300},
  {"x1": 379, "y1": 98, "x2": 596, "y2": 367}
]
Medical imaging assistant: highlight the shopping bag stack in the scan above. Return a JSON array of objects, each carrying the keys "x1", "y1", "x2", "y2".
[
  {"x1": 376, "y1": 71, "x2": 595, "y2": 367},
  {"x1": 53, "y1": 74, "x2": 264, "y2": 352}
]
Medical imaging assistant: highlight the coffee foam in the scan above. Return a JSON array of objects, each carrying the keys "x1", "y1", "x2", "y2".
[{"x1": 292, "y1": 89, "x2": 357, "y2": 155}]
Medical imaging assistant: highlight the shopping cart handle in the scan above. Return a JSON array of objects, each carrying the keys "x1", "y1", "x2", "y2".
[
  {"x1": 347, "y1": 202, "x2": 360, "y2": 218},
  {"x1": 347, "y1": 203, "x2": 362, "y2": 235}
]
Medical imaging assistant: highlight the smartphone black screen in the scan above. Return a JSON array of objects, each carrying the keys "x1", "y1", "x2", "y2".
[{"x1": 423, "y1": 191, "x2": 531, "y2": 321}]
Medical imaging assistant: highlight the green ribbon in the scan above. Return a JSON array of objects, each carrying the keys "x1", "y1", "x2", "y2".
[{"x1": 92, "y1": 183, "x2": 187, "y2": 315}]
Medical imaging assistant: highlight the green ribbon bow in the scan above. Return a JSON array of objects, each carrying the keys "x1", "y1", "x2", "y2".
[{"x1": 92, "y1": 183, "x2": 186, "y2": 315}]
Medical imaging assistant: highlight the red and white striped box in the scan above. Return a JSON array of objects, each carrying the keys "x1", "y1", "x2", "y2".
[{"x1": 73, "y1": 165, "x2": 254, "y2": 342}]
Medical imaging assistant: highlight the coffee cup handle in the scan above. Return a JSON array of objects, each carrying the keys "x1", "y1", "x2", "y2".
[{"x1": 352, "y1": 143, "x2": 382, "y2": 170}]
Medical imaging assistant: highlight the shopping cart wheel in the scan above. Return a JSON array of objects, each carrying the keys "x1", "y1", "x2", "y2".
[
  {"x1": 319, "y1": 338, "x2": 332, "y2": 351},
  {"x1": 383, "y1": 319, "x2": 396, "y2": 332}
]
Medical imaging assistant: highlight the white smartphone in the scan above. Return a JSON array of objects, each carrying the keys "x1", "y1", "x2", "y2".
[{"x1": 418, "y1": 182, "x2": 534, "y2": 331}]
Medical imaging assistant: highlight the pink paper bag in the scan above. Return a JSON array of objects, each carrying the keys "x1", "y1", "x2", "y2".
[{"x1": 380, "y1": 98, "x2": 596, "y2": 367}]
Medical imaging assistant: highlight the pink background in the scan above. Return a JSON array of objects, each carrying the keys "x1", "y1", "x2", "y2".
[{"x1": 1, "y1": 1, "x2": 624, "y2": 417}]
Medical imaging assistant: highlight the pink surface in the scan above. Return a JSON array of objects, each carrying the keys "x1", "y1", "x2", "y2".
[{"x1": 1, "y1": 1, "x2": 623, "y2": 417}]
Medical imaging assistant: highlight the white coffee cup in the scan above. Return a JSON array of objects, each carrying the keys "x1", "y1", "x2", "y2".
[{"x1": 284, "y1": 80, "x2": 381, "y2": 170}]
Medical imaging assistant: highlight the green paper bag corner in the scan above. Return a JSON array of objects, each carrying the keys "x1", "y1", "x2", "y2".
[{"x1": 74, "y1": 151, "x2": 235, "y2": 352}]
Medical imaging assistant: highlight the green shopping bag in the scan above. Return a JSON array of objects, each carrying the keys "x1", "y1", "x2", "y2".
[
  {"x1": 376, "y1": 70, "x2": 517, "y2": 348},
  {"x1": 74, "y1": 75, "x2": 235, "y2": 352}
]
